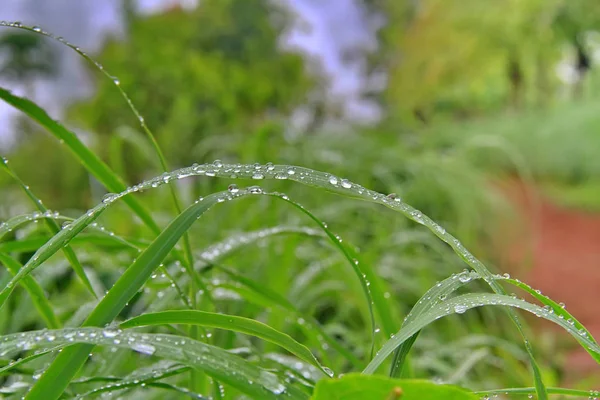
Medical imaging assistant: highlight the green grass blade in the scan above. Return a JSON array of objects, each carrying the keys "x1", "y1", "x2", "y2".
[
  {"x1": 0, "y1": 212, "x2": 70, "y2": 239},
  {"x1": 363, "y1": 293, "x2": 600, "y2": 374},
  {"x1": 0, "y1": 328, "x2": 308, "y2": 400},
  {"x1": 0, "y1": 253, "x2": 60, "y2": 329},
  {"x1": 0, "y1": 157, "x2": 96, "y2": 296},
  {"x1": 0, "y1": 201, "x2": 106, "y2": 309},
  {"x1": 0, "y1": 88, "x2": 159, "y2": 234},
  {"x1": 389, "y1": 270, "x2": 479, "y2": 376},
  {"x1": 71, "y1": 363, "x2": 193, "y2": 398},
  {"x1": 475, "y1": 387, "x2": 599, "y2": 398},
  {"x1": 198, "y1": 192, "x2": 383, "y2": 360},
  {"x1": 120, "y1": 310, "x2": 331, "y2": 376},
  {"x1": 269, "y1": 193, "x2": 396, "y2": 354},
  {"x1": 214, "y1": 265, "x2": 362, "y2": 368},
  {"x1": 78, "y1": 382, "x2": 208, "y2": 400}
]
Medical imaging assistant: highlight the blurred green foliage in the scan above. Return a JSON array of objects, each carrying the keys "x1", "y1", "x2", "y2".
[
  {"x1": 359, "y1": 0, "x2": 600, "y2": 124},
  {"x1": 68, "y1": 0, "x2": 322, "y2": 174}
]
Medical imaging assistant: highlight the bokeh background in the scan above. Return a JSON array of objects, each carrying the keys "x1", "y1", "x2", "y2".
[{"x1": 2, "y1": 0, "x2": 600, "y2": 391}]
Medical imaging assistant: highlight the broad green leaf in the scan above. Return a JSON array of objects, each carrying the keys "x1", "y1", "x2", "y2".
[
  {"x1": 120, "y1": 310, "x2": 331, "y2": 376},
  {"x1": 311, "y1": 374, "x2": 478, "y2": 400}
]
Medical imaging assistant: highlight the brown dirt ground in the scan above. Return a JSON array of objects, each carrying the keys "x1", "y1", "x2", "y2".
[{"x1": 497, "y1": 180, "x2": 600, "y2": 382}]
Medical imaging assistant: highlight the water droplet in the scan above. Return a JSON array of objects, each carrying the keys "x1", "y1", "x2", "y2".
[
  {"x1": 328, "y1": 176, "x2": 339, "y2": 186},
  {"x1": 340, "y1": 179, "x2": 352, "y2": 189},
  {"x1": 32, "y1": 26, "x2": 41, "y2": 32},
  {"x1": 454, "y1": 304, "x2": 468, "y2": 314},
  {"x1": 322, "y1": 367, "x2": 334, "y2": 377},
  {"x1": 102, "y1": 329, "x2": 119, "y2": 338},
  {"x1": 228, "y1": 184, "x2": 239, "y2": 193},
  {"x1": 213, "y1": 159, "x2": 223, "y2": 168},
  {"x1": 102, "y1": 193, "x2": 116, "y2": 204},
  {"x1": 252, "y1": 173, "x2": 264, "y2": 180},
  {"x1": 458, "y1": 272, "x2": 472, "y2": 283},
  {"x1": 131, "y1": 342, "x2": 156, "y2": 355}
]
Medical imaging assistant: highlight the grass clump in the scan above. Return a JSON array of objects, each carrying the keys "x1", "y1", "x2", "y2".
[{"x1": 0, "y1": 22, "x2": 598, "y2": 399}]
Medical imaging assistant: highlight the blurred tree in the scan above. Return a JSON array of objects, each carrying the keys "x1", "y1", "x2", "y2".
[
  {"x1": 68, "y1": 0, "x2": 324, "y2": 178},
  {"x1": 0, "y1": 31, "x2": 57, "y2": 98},
  {"x1": 355, "y1": 0, "x2": 600, "y2": 125}
]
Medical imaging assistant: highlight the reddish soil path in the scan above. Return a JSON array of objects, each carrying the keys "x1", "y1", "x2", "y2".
[{"x1": 498, "y1": 180, "x2": 600, "y2": 381}]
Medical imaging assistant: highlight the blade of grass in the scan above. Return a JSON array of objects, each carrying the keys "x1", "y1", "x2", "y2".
[
  {"x1": 475, "y1": 387, "x2": 599, "y2": 398},
  {"x1": 213, "y1": 265, "x2": 362, "y2": 368},
  {"x1": 1, "y1": 157, "x2": 95, "y2": 296},
  {"x1": 0, "y1": 253, "x2": 60, "y2": 329},
  {"x1": 363, "y1": 293, "x2": 600, "y2": 374},
  {"x1": 0, "y1": 328, "x2": 308, "y2": 400},
  {"x1": 0, "y1": 88, "x2": 158, "y2": 233},
  {"x1": 120, "y1": 310, "x2": 331, "y2": 376},
  {"x1": 71, "y1": 363, "x2": 193, "y2": 399},
  {"x1": 24, "y1": 188, "x2": 297, "y2": 399}
]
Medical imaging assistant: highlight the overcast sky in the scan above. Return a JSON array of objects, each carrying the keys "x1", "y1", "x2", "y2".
[{"x1": 0, "y1": 0, "x2": 376, "y2": 147}]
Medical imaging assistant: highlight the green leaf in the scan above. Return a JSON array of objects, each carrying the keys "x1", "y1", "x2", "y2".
[{"x1": 311, "y1": 374, "x2": 478, "y2": 400}]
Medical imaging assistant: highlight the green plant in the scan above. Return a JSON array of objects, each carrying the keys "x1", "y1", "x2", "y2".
[{"x1": 0, "y1": 22, "x2": 599, "y2": 399}]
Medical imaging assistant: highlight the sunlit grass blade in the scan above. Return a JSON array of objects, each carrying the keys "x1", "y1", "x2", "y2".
[
  {"x1": 0, "y1": 328, "x2": 308, "y2": 400},
  {"x1": 0, "y1": 157, "x2": 95, "y2": 296},
  {"x1": 0, "y1": 87, "x2": 158, "y2": 234},
  {"x1": 363, "y1": 293, "x2": 600, "y2": 374},
  {"x1": 120, "y1": 310, "x2": 331, "y2": 376},
  {"x1": 0, "y1": 254, "x2": 60, "y2": 329}
]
